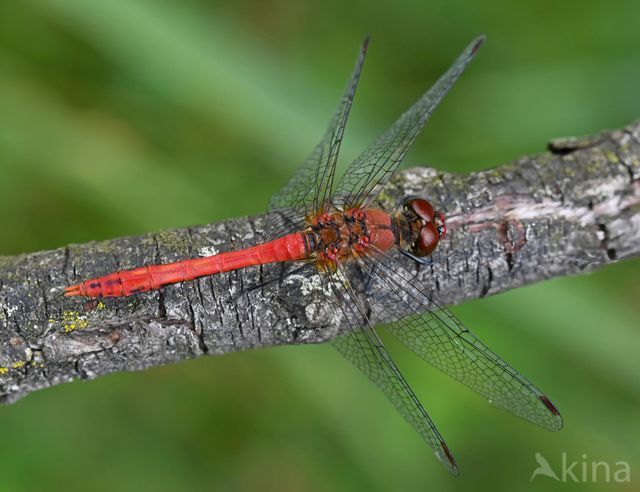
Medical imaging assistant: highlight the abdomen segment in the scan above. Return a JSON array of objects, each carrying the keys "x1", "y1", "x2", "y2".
[{"x1": 64, "y1": 232, "x2": 307, "y2": 298}]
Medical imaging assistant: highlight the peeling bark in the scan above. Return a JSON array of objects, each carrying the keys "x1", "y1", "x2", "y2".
[{"x1": 1, "y1": 121, "x2": 639, "y2": 404}]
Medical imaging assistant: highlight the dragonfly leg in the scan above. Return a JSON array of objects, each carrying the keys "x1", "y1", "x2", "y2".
[{"x1": 400, "y1": 249, "x2": 433, "y2": 267}]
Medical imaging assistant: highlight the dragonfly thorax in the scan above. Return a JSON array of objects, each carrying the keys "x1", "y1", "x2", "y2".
[{"x1": 304, "y1": 208, "x2": 396, "y2": 271}]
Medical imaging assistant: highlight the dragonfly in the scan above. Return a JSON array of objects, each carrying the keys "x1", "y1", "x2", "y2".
[{"x1": 65, "y1": 36, "x2": 562, "y2": 475}]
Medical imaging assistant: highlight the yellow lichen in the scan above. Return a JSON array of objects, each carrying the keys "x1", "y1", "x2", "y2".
[
  {"x1": 0, "y1": 367, "x2": 8, "y2": 375},
  {"x1": 606, "y1": 151, "x2": 619, "y2": 163},
  {"x1": 60, "y1": 309, "x2": 89, "y2": 333},
  {"x1": 11, "y1": 361, "x2": 25, "y2": 369}
]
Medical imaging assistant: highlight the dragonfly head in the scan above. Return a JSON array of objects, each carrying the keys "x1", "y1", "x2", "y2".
[{"x1": 404, "y1": 198, "x2": 446, "y2": 257}]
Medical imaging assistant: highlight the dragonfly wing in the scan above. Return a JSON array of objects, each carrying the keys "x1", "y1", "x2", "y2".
[
  {"x1": 323, "y1": 263, "x2": 458, "y2": 475},
  {"x1": 263, "y1": 38, "x2": 369, "y2": 241},
  {"x1": 358, "y1": 248, "x2": 563, "y2": 431},
  {"x1": 333, "y1": 36, "x2": 484, "y2": 210}
]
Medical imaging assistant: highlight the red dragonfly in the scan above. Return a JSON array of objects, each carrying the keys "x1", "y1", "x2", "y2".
[{"x1": 65, "y1": 36, "x2": 561, "y2": 474}]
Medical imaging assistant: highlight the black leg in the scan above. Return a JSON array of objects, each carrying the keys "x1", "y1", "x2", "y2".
[{"x1": 400, "y1": 249, "x2": 433, "y2": 267}]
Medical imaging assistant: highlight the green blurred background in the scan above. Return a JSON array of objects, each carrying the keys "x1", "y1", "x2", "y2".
[{"x1": 1, "y1": 1, "x2": 639, "y2": 490}]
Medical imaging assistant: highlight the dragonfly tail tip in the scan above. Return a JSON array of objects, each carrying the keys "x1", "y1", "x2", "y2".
[{"x1": 64, "y1": 285, "x2": 82, "y2": 297}]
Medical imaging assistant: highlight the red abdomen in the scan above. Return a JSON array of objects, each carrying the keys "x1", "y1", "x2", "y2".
[{"x1": 65, "y1": 232, "x2": 307, "y2": 298}]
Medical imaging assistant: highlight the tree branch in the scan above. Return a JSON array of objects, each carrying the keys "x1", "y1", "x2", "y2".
[{"x1": 1, "y1": 121, "x2": 639, "y2": 404}]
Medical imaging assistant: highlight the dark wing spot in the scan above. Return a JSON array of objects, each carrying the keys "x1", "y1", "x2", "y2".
[
  {"x1": 539, "y1": 395, "x2": 561, "y2": 416},
  {"x1": 441, "y1": 442, "x2": 457, "y2": 467}
]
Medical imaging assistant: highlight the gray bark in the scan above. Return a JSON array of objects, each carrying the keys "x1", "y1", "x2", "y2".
[{"x1": 1, "y1": 121, "x2": 639, "y2": 404}]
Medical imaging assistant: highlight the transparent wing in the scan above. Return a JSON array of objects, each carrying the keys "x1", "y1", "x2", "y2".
[
  {"x1": 263, "y1": 38, "x2": 369, "y2": 241},
  {"x1": 358, "y1": 247, "x2": 563, "y2": 431},
  {"x1": 334, "y1": 36, "x2": 484, "y2": 210},
  {"x1": 323, "y1": 263, "x2": 458, "y2": 475}
]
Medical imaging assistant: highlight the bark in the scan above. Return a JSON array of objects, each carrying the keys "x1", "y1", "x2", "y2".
[{"x1": 1, "y1": 121, "x2": 639, "y2": 405}]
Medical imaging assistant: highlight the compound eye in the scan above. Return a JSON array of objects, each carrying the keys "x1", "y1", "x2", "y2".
[
  {"x1": 407, "y1": 198, "x2": 434, "y2": 223},
  {"x1": 414, "y1": 222, "x2": 439, "y2": 256}
]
